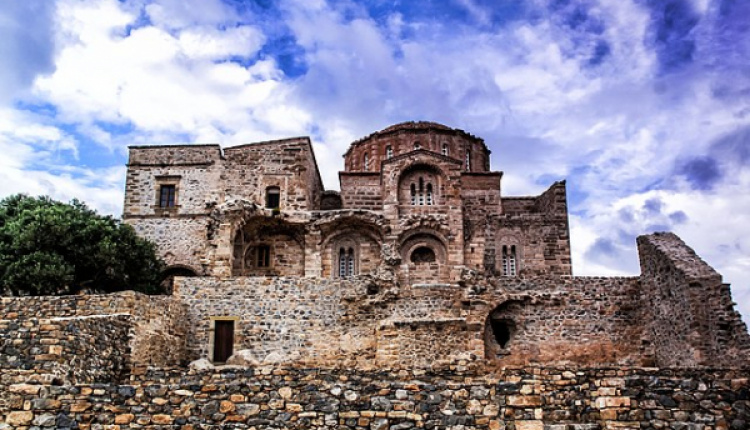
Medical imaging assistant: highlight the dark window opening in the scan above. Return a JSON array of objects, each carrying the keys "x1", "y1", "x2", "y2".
[
  {"x1": 490, "y1": 319, "x2": 512, "y2": 348},
  {"x1": 159, "y1": 185, "x2": 176, "y2": 208},
  {"x1": 367, "y1": 283, "x2": 379, "y2": 295},
  {"x1": 411, "y1": 246, "x2": 436, "y2": 264},
  {"x1": 213, "y1": 320, "x2": 234, "y2": 363},
  {"x1": 256, "y1": 245, "x2": 271, "y2": 268},
  {"x1": 266, "y1": 187, "x2": 280, "y2": 209}
]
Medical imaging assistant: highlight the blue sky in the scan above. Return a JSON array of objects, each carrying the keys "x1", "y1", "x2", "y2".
[{"x1": 1, "y1": 0, "x2": 750, "y2": 322}]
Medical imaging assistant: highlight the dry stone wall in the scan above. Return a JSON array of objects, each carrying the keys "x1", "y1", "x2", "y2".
[
  {"x1": 0, "y1": 314, "x2": 131, "y2": 385},
  {"x1": 1, "y1": 366, "x2": 748, "y2": 430},
  {"x1": 0, "y1": 293, "x2": 186, "y2": 371}
]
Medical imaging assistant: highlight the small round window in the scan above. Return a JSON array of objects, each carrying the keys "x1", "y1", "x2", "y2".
[{"x1": 410, "y1": 246, "x2": 436, "y2": 263}]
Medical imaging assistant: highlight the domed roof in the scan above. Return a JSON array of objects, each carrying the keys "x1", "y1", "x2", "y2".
[{"x1": 345, "y1": 121, "x2": 485, "y2": 156}]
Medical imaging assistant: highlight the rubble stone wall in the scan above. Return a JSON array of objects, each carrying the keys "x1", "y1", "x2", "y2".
[
  {"x1": 479, "y1": 277, "x2": 648, "y2": 367},
  {"x1": 128, "y1": 217, "x2": 209, "y2": 272},
  {"x1": 638, "y1": 232, "x2": 750, "y2": 368},
  {"x1": 0, "y1": 293, "x2": 186, "y2": 370},
  {"x1": 0, "y1": 314, "x2": 132, "y2": 385},
  {"x1": 1, "y1": 367, "x2": 748, "y2": 429},
  {"x1": 174, "y1": 275, "x2": 656, "y2": 369}
]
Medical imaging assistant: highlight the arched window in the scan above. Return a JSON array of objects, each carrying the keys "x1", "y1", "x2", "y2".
[
  {"x1": 339, "y1": 247, "x2": 356, "y2": 277},
  {"x1": 465, "y1": 150, "x2": 471, "y2": 171},
  {"x1": 410, "y1": 177, "x2": 434, "y2": 206},
  {"x1": 411, "y1": 246, "x2": 436, "y2": 263},
  {"x1": 442, "y1": 143, "x2": 449, "y2": 156},
  {"x1": 501, "y1": 245, "x2": 517, "y2": 276},
  {"x1": 414, "y1": 141, "x2": 421, "y2": 150},
  {"x1": 386, "y1": 145, "x2": 393, "y2": 159},
  {"x1": 363, "y1": 153, "x2": 369, "y2": 171},
  {"x1": 266, "y1": 186, "x2": 280, "y2": 209}
]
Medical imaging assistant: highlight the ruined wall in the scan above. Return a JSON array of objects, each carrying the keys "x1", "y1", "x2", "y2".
[
  {"x1": 0, "y1": 314, "x2": 131, "y2": 385},
  {"x1": 461, "y1": 173, "x2": 503, "y2": 271},
  {"x1": 638, "y1": 232, "x2": 750, "y2": 368},
  {"x1": 173, "y1": 274, "x2": 660, "y2": 369},
  {"x1": 0, "y1": 293, "x2": 186, "y2": 371},
  {"x1": 492, "y1": 181, "x2": 572, "y2": 276},
  {"x1": 174, "y1": 277, "x2": 353, "y2": 365},
  {"x1": 474, "y1": 276, "x2": 649, "y2": 367},
  {"x1": 1, "y1": 367, "x2": 748, "y2": 429}
]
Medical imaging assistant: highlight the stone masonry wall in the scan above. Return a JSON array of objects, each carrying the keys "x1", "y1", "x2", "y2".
[
  {"x1": 637, "y1": 232, "x2": 750, "y2": 368},
  {"x1": 128, "y1": 217, "x2": 210, "y2": 272},
  {"x1": 0, "y1": 293, "x2": 186, "y2": 370},
  {"x1": 0, "y1": 314, "x2": 132, "y2": 385},
  {"x1": 175, "y1": 275, "x2": 657, "y2": 369},
  {"x1": 492, "y1": 182, "x2": 572, "y2": 277},
  {"x1": 1, "y1": 366, "x2": 748, "y2": 429}
]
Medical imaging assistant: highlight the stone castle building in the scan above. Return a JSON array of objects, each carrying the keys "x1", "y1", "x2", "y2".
[
  {"x1": 2, "y1": 122, "x2": 750, "y2": 429},
  {"x1": 112, "y1": 121, "x2": 750, "y2": 369}
]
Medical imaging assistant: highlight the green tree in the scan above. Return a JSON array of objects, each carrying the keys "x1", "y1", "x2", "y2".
[{"x1": 0, "y1": 194, "x2": 165, "y2": 295}]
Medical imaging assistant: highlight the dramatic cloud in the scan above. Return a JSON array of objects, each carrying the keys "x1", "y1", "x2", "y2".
[{"x1": 1, "y1": 0, "x2": 749, "y2": 322}]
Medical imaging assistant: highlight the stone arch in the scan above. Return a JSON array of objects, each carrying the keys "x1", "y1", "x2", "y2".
[
  {"x1": 399, "y1": 229, "x2": 448, "y2": 263},
  {"x1": 160, "y1": 264, "x2": 199, "y2": 294},
  {"x1": 319, "y1": 217, "x2": 384, "y2": 278},
  {"x1": 232, "y1": 216, "x2": 305, "y2": 276},
  {"x1": 398, "y1": 230, "x2": 449, "y2": 284},
  {"x1": 397, "y1": 163, "x2": 445, "y2": 206}
]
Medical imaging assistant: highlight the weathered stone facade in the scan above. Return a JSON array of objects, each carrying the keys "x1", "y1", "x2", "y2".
[
  {"x1": 114, "y1": 121, "x2": 749, "y2": 370},
  {"x1": 1, "y1": 121, "x2": 749, "y2": 428}
]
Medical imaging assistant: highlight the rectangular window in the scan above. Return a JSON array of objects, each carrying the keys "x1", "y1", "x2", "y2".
[
  {"x1": 266, "y1": 187, "x2": 280, "y2": 209},
  {"x1": 386, "y1": 146, "x2": 393, "y2": 159},
  {"x1": 213, "y1": 320, "x2": 234, "y2": 363},
  {"x1": 256, "y1": 245, "x2": 271, "y2": 267},
  {"x1": 159, "y1": 185, "x2": 176, "y2": 208}
]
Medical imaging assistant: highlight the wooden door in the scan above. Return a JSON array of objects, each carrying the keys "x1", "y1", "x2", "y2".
[{"x1": 213, "y1": 320, "x2": 234, "y2": 363}]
